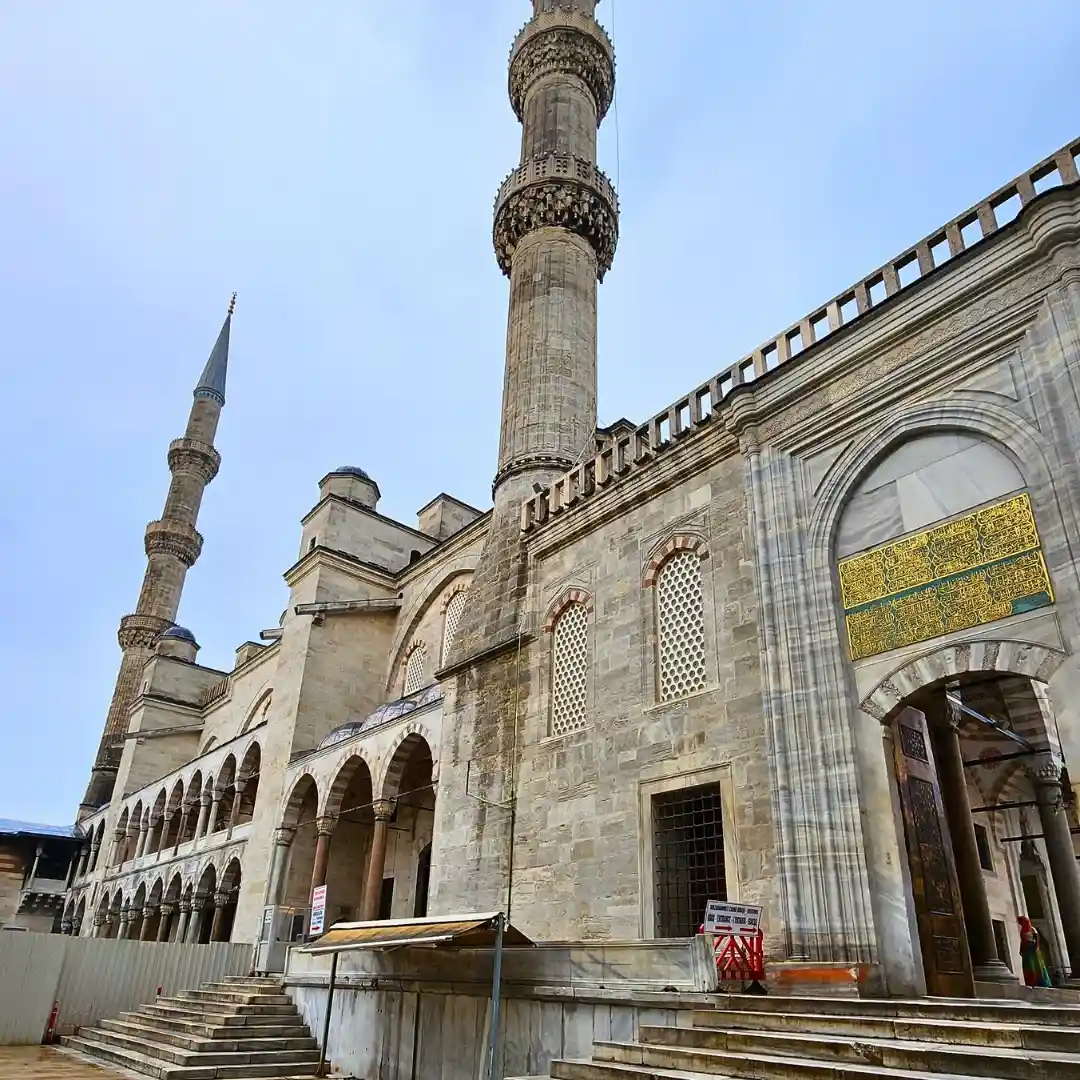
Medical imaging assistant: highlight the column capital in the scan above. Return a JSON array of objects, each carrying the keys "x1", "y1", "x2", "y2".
[
  {"x1": 201, "y1": 790, "x2": 213, "y2": 806},
  {"x1": 316, "y1": 815, "x2": 339, "y2": 837},
  {"x1": 160, "y1": 902, "x2": 176, "y2": 917},
  {"x1": 274, "y1": 826, "x2": 297, "y2": 847},
  {"x1": 93, "y1": 913, "x2": 105, "y2": 928},
  {"x1": 179, "y1": 897, "x2": 192, "y2": 914},
  {"x1": 372, "y1": 799, "x2": 396, "y2": 823},
  {"x1": 1035, "y1": 754, "x2": 1065, "y2": 785},
  {"x1": 213, "y1": 889, "x2": 230, "y2": 908},
  {"x1": 61, "y1": 918, "x2": 73, "y2": 934},
  {"x1": 143, "y1": 905, "x2": 157, "y2": 920}
]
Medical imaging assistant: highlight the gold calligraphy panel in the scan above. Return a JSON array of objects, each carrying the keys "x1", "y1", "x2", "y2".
[
  {"x1": 838, "y1": 493, "x2": 1040, "y2": 610},
  {"x1": 839, "y1": 494, "x2": 1053, "y2": 661}
]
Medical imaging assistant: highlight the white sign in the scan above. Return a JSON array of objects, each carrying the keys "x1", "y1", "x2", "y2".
[
  {"x1": 704, "y1": 900, "x2": 762, "y2": 936},
  {"x1": 310, "y1": 885, "x2": 328, "y2": 936}
]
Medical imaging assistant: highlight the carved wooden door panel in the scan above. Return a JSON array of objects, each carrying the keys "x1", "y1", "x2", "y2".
[{"x1": 892, "y1": 705, "x2": 974, "y2": 997}]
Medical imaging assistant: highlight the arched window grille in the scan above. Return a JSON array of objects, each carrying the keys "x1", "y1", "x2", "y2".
[
  {"x1": 656, "y1": 550, "x2": 707, "y2": 701},
  {"x1": 404, "y1": 643, "x2": 427, "y2": 695},
  {"x1": 442, "y1": 590, "x2": 467, "y2": 663},
  {"x1": 550, "y1": 603, "x2": 589, "y2": 736}
]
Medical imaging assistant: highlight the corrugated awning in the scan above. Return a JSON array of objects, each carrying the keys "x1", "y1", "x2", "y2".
[{"x1": 301, "y1": 912, "x2": 533, "y2": 955}]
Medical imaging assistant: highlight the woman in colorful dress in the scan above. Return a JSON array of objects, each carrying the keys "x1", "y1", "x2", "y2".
[{"x1": 1018, "y1": 915, "x2": 1053, "y2": 987}]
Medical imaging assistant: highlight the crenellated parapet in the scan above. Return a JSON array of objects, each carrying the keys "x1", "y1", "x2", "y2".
[
  {"x1": 494, "y1": 152, "x2": 619, "y2": 279},
  {"x1": 144, "y1": 519, "x2": 204, "y2": 567},
  {"x1": 519, "y1": 135, "x2": 1080, "y2": 534},
  {"x1": 509, "y1": 7, "x2": 615, "y2": 123},
  {"x1": 167, "y1": 437, "x2": 221, "y2": 485}
]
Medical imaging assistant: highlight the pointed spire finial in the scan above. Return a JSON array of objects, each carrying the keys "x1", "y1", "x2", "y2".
[
  {"x1": 193, "y1": 302, "x2": 233, "y2": 407},
  {"x1": 228, "y1": 292, "x2": 237, "y2": 316}
]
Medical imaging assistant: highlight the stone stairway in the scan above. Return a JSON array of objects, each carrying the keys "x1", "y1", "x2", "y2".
[
  {"x1": 60, "y1": 975, "x2": 322, "y2": 1080},
  {"x1": 539, "y1": 994, "x2": 1080, "y2": 1080}
]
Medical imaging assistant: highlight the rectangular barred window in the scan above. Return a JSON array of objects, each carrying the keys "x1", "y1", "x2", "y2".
[{"x1": 653, "y1": 783, "x2": 726, "y2": 938}]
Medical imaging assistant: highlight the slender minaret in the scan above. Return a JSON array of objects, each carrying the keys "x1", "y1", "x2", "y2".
[
  {"x1": 79, "y1": 298, "x2": 234, "y2": 817},
  {"x1": 447, "y1": 0, "x2": 617, "y2": 667}
]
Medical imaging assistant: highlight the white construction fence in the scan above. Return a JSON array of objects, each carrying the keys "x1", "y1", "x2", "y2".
[{"x1": 0, "y1": 932, "x2": 250, "y2": 1045}]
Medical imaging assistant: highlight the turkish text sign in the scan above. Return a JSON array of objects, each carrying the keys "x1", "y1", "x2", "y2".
[
  {"x1": 704, "y1": 900, "x2": 762, "y2": 936},
  {"x1": 310, "y1": 885, "x2": 328, "y2": 936}
]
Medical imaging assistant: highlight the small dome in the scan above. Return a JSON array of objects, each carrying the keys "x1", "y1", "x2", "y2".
[
  {"x1": 333, "y1": 465, "x2": 373, "y2": 481},
  {"x1": 161, "y1": 625, "x2": 197, "y2": 644}
]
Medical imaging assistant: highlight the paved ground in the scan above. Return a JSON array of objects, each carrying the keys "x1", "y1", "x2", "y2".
[{"x1": 0, "y1": 1048, "x2": 120, "y2": 1080}]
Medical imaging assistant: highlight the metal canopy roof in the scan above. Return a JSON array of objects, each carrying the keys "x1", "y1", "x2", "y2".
[{"x1": 301, "y1": 912, "x2": 533, "y2": 955}]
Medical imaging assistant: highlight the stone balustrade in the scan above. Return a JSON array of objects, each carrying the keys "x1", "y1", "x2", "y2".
[{"x1": 520, "y1": 136, "x2": 1080, "y2": 534}]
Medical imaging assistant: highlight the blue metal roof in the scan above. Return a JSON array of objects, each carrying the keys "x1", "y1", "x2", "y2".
[{"x1": 0, "y1": 818, "x2": 80, "y2": 839}]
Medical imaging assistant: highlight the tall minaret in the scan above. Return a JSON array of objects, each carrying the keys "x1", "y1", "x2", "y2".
[
  {"x1": 79, "y1": 298, "x2": 234, "y2": 817},
  {"x1": 447, "y1": 0, "x2": 617, "y2": 668}
]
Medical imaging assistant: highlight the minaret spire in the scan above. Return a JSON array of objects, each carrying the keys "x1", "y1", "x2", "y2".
[{"x1": 79, "y1": 300, "x2": 234, "y2": 816}]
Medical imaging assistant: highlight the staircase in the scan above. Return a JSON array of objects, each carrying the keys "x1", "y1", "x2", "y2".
[
  {"x1": 537, "y1": 994, "x2": 1080, "y2": 1080},
  {"x1": 60, "y1": 975, "x2": 322, "y2": 1080}
]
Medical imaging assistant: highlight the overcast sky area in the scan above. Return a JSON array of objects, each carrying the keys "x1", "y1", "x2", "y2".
[{"x1": 0, "y1": 1, "x2": 1076, "y2": 824}]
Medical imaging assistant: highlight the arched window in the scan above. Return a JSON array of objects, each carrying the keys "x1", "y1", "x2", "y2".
[
  {"x1": 550, "y1": 602, "x2": 589, "y2": 736},
  {"x1": 656, "y1": 550, "x2": 707, "y2": 701},
  {"x1": 404, "y1": 643, "x2": 427, "y2": 695},
  {"x1": 442, "y1": 590, "x2": 467, "y2": 663}
]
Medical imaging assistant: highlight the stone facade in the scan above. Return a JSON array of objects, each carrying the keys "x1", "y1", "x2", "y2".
[{"x1": 63, "y1": 0, "x2": 1080, "y2": 998}]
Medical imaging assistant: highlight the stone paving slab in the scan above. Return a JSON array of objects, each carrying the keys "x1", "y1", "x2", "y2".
[{"x1": 0, "y1": 1047, "x2": 129, "y2": 1080}]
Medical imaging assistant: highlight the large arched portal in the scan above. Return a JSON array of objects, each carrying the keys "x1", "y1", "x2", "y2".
[{"x1": 867, "y1": 664, "x2": 1080, "y2": 995}]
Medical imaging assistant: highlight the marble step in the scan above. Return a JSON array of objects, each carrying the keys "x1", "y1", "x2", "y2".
[
  {"x1": 714, "y1": 994, "x2": 1080, "y2": 1027},
  {"x1": 597, "y1": 1034, "x2": 1080, "y2": 1080},
  {"x1": 175, "y1": 990, "x2": 296, "y2": 1008},
  {"x1": 108, "y1": 1014, "x2": 313, "y2": 1047},
  {"x1": 97, "y1": 1019, "x2": 317, "y2": 1056},
  {"x1": 692, "y1": 1009, "x2": 1080, "y2": 1052},
  {"x1": 74, "y1": 1025, "x2": 319, "y2": 1068},
  {"x1": 61, "y1": 1035, "x2": 319, "y2": 1080},
  {"x1": 140, "y1": 1002, "x2": 303, "y2": 1026},
  {"x1": 551, "y1": 1060, "x2": 1024, "y2": 1080}
]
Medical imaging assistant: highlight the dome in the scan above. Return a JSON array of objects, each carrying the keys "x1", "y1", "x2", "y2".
[
  {"x1": 160, "y1": 625, "x2": 197, "y2": 644},
  {"x1": 333, "y1": 465, "x2": 374, "y2": 482}
]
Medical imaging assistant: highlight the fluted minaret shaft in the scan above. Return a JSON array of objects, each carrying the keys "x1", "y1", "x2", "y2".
[
  {"x1": 492, "y1": 0, "x2": 617, "y2": 494},
  {"x1": 79, "y1": 307, "x2": 231, "y2": 817}
]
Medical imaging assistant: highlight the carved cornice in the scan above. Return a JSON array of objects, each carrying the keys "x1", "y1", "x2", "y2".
[
  {"x1": 494, "y1": 153, "x2": 618, "y2": 279},
  {"x1": 509, "y1": 21, "x2": 615, "y2": 122},
  {"x1": 168, "y1": 438, "x2": 221, "y2": 484},
  {"x1": 144, "y1": 519, "x2": 203, "y2": 567},
  {"x1": 117, "y1": 613, "x2": 172, "y2": 651}
]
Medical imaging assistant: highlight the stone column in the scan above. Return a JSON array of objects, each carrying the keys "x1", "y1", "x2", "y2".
[
  {"x1": 110, "y1": 827, "x2": 125, "y2": 866},
  {"x1": 361, "y1": 800, "x2": 396, "y2": 921},
  {"x1": 119, "y1": 907, "x2": 133, "y2": 940},
  {"x1": 227, "y1": 780, "x2": 247, "y2": 837},
  {"x1": 134, "y1": 815, "x2": 149, "y2": 859},
  {"x1": 208, "y1": 793, "x2": 224, "y2": 835},
  {"x1": 209, "y1": 890, "x2": 230, "y2": 942},
  {"x1": 77, "y1": 843, "x2": 92, "y2": 879},
  {"x1": 157, "y1": 903, "x2": 175, "y2": 942},
  {"x1": 175, "y1": 899, "x2": 191, "y2": 943},
  {"x1": 140, "y1": 906, "x2": 156, "y2": 941},
  {"x1": 933, "y1": 704, "x2": 1014, "y2": 982},
  {"x1": 267, "y1": 827, "x2": 295, "y2": 907},
  {"x1": 173, "y1": 806, "x2": 191, "y2": 854},
  {"x1": 195, "y1": 792, "x2": 212, "y2": 839},
  {"x1": 187, "y1": 898, "x2": 206, "y2": 944},
  {"x1": 61, "y1": 917, "x2": 73, "y2": 936},
  {"x1": 309, "y1": 816, "x2": 337, "y2": 909},
  {"x1": 89, "y1": 835, "x2": 102, "y2": 873},
  {"x1": 92, "y1": 914, "x2": 105, "y2": 939},
  {"x1": 147, "y1": 813, "x2": 163, "y2": 855},
  {"x1": 1035, "y1": 759, "x2": 1080, "y2": 974}
]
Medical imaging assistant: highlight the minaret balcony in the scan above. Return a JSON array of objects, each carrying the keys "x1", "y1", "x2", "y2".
[
  {"x1": 510, "y1": 10, "x2": 614, "y2": 123},
  {"x1": 144, "y1": 519, "x2": 203, "y2": 567},
  {"x1": 117, "y1": 612, "x2": 172, "y2": 651},
  {"x1": 494, "y1": 152, "x2": 619, "y2": 278},
  {"x1": 168, "y1": 437, "x2": 221, "y2": 484}
]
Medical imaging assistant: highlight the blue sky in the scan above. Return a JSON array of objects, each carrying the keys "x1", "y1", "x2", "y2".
[{"x1": 0, "y1": 1, "x2": 1076, "y2": 824}]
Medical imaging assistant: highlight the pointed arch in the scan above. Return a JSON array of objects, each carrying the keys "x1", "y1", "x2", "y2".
[
  {"x1": 325, "y1": 755, "x2": 374, "y2": 819},
  {"x1": 642, "y1": 533, "x2": 709, "y2": 588}
]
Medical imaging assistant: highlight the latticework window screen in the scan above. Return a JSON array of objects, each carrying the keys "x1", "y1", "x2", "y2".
[
  {"x1": 550, "y1": 603, "x2": 589, "y2": 736},
  {"x1": 656, "y1": 551, "x2": 707, "y2": 700},
  {"x1": 442, "y1": 590, "x2": 467, "y2": 663},
  {"x1": 404, "y1": 643, "x2": 427, "y2": 695}
]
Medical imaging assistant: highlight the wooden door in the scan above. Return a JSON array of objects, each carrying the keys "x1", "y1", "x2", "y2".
[{"x1": 892, "y1": 706, "x2": 975, "y2": 997}]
